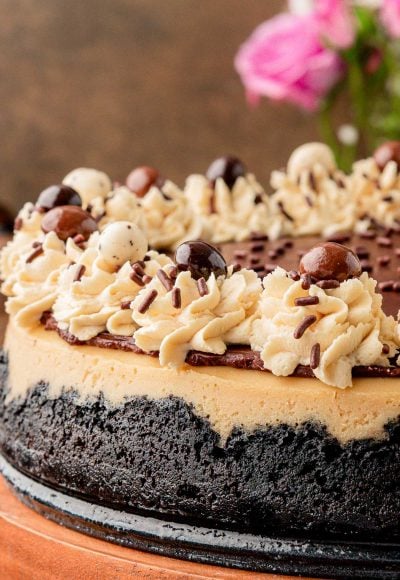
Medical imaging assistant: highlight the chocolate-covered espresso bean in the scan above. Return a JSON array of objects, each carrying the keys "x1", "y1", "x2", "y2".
[
  {"x1": 41, "y1": 206, "x2": 98, "y2": 241},
  {"x1": 175, "y1": 241, "x2": 227, "y2": 280},
  {"x1": 37, "y1": 185, "x2": 82, "y2": 211},
  {"x1": 299, "y1": 242, "x2": 362, "y2": 282},
  {"x1": 206, "y1": 156, "x2": 246, "y2": 189}
]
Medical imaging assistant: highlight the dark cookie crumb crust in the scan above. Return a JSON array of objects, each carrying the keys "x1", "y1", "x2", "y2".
[{"x1": 0, "y1": 351, "x2": 399, "y2": 540}]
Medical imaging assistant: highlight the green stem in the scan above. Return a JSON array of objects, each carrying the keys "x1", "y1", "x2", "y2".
[{"x1": 318, "y1": 104, "x2": 339, "y2": 158}]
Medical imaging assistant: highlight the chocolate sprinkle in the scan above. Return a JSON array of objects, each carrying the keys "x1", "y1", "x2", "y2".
[
  {"x1": 129, "y1": 271, "x2": 145, "y2": 287},
  {"x1": 250, "y1": 242, "x2": 264, "y2": 253},
  {"x1": 157, "y1": 269, "x2": 173, "y2": 292},
  {"x1": 137, "y1": 289, "x2": 158, "y2": 314},
  {"x1": 360, "y1": 260, "x2": 373, "y2": 273},
  {"x1": 197, "y1": 277, "x2": 209, "y2": 297},
  {"x1": 378, "y1": 281, "x2": 394, "y2": 292},
  {"x1": 169, "y1": 266, "x2": 178, "y2": 279},
  {"x1": 289, "y1": 270, "x2": 300, "y2": 281},
  {"x1": 277, "y1": 201, "x2": 294, "y2": 222},
  {"x1": 121, "y1": 300, "x2": 132, "y2": 310},
  {"x1": 382, "y1": 343, "x2": 390, "y2": 355},
  {"x1": 171, "y1": 287, "x2": 181, "y2": 309},
  {"x1": 316, "y1": 279, "x2": 340, "y2": 289},
  {"x1": 132, "y1": 262, "x2": 145, "y2": 277},
  {"x1": 310, "y1": 343, "x2": 321, "y2": 369},
  {"x1": 301, "y1": 274, "x2": 312, "y2": 290},
  {"x1": 293, "y1": 315, "x2": 317, "y2": 339},
  {"x1": 377, "y1": 255, "x2": 390, "y2": 267},
  {"x1": 25, "y1": 245, "x2": 44, "y2": 263},
  {"x1": 377, "y1": 236, "x2": 392, "y2": 247},
  {"x1": 73, "y1": 264, "x2": 86, "y2": 282},
  {"x1": 294, "y1": 296, "x2": 319, "y2": 306}
]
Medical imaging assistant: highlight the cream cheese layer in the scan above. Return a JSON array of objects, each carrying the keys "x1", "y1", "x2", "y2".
[{"x1": 4, "y1": 319, "x2": 400, "y2": 444}]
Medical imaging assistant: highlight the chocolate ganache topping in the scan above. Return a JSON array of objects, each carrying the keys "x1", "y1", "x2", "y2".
[
  {"x1": 36, "y1": 185, "x2": 82, "y2": 212},
  {"x1": 41, "y1": 206, "x2": 98, "y2": 241}
]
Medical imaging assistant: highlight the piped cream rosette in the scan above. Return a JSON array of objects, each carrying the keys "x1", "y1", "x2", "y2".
[
  {"x1": 252, "y1": 266, "x2": 400, "y2": 388},
  {"x1": 131, "y1": 264, "x2": 261, "y2": 367},
  {"x1": 270, "y1": 143, "x2": 355, "y2": 237},
  {"x1": 184, "y1": 173, "x2": 276, "y2": 242},
  {"x1": 351, "y1": 156, "x2": 400, "y2": 231}
]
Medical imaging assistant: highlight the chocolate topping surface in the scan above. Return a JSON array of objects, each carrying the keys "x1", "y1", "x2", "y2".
[
  {"x1": 206, "y1": 156, "x2": 246, "y2": 189},
  {"x1": 174, "y1": 240, "x2": 227, "y2": 280},
  {"x1": 126, "y1": 166, "x2": 160, "y2": 197},
  {"x1": 299, "y1": 242, "x2": 362, "y2": 282},
  {"x1": 41, "y1": 206, "x2": 98, "y2": 241},
  {"x1": 373, "y1": 140, "x2": 400, "y2": 170},
  {"x1": 36, "y1": 185, "x2": 82, "y2": 211}
]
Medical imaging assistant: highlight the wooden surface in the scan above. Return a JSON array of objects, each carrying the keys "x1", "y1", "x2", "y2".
[
  {"x1": 0, "y1": 0, "x2": 322, "y2": 215},
  {"x1": 0, "y1": 476, "x2": 313, "y2": 580}
]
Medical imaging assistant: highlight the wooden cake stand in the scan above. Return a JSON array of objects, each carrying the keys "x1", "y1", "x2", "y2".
[{"x1": 0, "y1": 476, "x2": 306, "y2": 580}]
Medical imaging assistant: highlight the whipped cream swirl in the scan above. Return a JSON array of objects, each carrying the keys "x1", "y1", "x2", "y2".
[
  {"x1": 351, "y1": 157, "x2": 400, "y2": 231},
  {"x1": 132, "y1": 266, "x2": 261, "y2": 366},
  {"x1": 184, "y1": 173, "x2": 276, "y2": 242},
  {"x1": 270, "y1": 143, "x2": 355, "y2": 237},
  {"x1": 2, "y1": 232, "x2": 70, "y2": 327},
  {"x1": 53, "y1": 240, "x2": 172, "y2": 341},
  {"x1": 251, "y1": 267, "x2": 400, "y2": 388}
]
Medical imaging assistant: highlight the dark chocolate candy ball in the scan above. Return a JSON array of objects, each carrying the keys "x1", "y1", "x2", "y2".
[
  {"x1": 206, "y1": 156, "x2": 246, "y2": 189},
  {"x1": 174, "y1": 241, "x2": 227, "y2": 280},
  {"x1": 36, "y1": 185, "x2": 82, "y2": 211},
  {"x1": 373, "y1": 141, "x2": 400, "y2": 170},
  {"x1": 41, "y1": 206, "x2": 98, "y2": 241},
  {"x1": 299, "y1": 242, "x2": 361, "y2": 283},
  {"x1": 126, "y1": 166, "x2": 160, "y2": 197}
]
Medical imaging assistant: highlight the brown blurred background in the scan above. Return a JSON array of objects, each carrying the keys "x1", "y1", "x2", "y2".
[{"x1": 0, "y1": 0, "x2": 320, "y2": 214}]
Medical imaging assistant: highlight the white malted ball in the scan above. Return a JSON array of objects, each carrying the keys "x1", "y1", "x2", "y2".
[
  {"x1": 98, "y1": 221, "x2": 148, "y2": 267},
  {"x1": 287, "y1": 143, "x2": 336, "y2": 179},
  {"x1": 63, "y1": 168, "x2": 112, "y2": 207}
]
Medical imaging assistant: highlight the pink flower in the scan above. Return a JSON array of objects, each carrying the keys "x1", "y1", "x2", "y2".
[
  {"x1": 381, "y1": 0, "x2": 400, "y2": 38},
  {"x1": 234, "y1": 13, "x2": 343, "y2": 111},
  {"x1": 314, "y1": 0, "x2": 356, "y2": 48}
]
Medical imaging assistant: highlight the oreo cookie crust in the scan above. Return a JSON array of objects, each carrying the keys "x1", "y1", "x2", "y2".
[{"x1": 0, "y1": 352, "x2": 399, "y2": 541}]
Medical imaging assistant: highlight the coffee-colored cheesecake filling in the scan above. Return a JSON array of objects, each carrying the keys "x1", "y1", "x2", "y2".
[{"x1": 5, "y1": 319, "x2": 400, "y2": 444}]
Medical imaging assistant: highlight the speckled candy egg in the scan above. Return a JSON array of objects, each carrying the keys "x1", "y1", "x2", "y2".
[
  {"x1": 63, "y1": 168, "x2": 112, "y2": 207},
  {"x1": 287, "y1": 143, "x2": 336, "y2": 179},
  {"x1": 98, "y1": 222, "x2": 148, "y2": 268}
]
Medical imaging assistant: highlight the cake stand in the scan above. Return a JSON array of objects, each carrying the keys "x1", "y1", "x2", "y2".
[{"x1": 1, "y1": 455, "x2": 400, "y2": 579}]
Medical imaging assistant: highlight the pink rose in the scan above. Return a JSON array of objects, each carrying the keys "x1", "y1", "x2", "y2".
[
  {"x1": 314, "y1": 0, "x2": 355, "y2": 48},
  {"x1": 381, "y1": 0, "x2": 400, "y2": 38},
  {"x1": 234, "y1": 13, "x2": 343, "y2": 111}
]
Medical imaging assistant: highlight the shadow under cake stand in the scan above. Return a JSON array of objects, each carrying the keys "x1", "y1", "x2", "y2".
[{"x1": 1, "y1": 455, "x2": 399, "y2": 580}]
